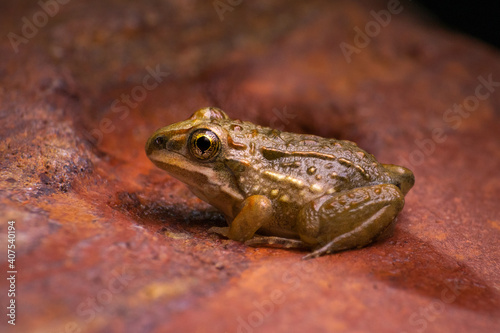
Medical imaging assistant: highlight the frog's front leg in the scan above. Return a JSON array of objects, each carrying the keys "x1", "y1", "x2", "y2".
[
  {"x1": 210, "y1": 195, "x2": 273, "y2": 242},
  {"x1": 298, "y1": 184, "x2": 404, "y2": 259}
]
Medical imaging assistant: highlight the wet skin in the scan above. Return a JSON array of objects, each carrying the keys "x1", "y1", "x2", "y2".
[{"x1": 145, "y1": 107, "x2": 414, "y2": 258}]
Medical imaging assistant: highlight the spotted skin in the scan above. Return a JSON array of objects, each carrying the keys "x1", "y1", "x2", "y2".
[{"x1": 145, "y1": 107, "x2": 414, "y2": 258}]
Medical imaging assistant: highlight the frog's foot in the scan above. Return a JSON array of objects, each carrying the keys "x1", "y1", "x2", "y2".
[
  {"x1": 208, "y1": 226, "x2": 230, "y2": 238},
  {"x1": 245, "y1": 236, "x2": 310, "y2": 250},
  {"x1": 298, "y1": 184, "x2": 404, "y2": 260}
]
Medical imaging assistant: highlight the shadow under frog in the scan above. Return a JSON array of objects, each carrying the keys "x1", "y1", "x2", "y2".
[{"x1": 366, "y1": 227, "x2": 500, "y2": 315}]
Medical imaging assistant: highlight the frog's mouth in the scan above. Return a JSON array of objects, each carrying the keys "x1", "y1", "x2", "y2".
[
  {"x1": 147, "y1": 150, "x2": 211, "y2": 187},
  {"x1": 146, "y1": 150, "x2": 244, "y2": 209}
]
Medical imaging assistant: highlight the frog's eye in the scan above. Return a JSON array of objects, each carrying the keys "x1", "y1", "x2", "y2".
[{"x1": 188, "y1": 129, "x2": 220, "y2": 161}]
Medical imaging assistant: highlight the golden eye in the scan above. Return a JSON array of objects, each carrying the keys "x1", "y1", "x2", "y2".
[{"x1": 189, "y1": 129, "x2": 220, "y2": 160}]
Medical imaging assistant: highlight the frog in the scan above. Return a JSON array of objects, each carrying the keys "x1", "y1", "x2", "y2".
[{"x1": 145, "y1": 107, "x2": 414, "y2": 259}]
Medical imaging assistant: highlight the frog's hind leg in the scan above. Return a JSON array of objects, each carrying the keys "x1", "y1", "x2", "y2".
[
  {"x1": 302, "y1": 205, "x2": 396, "y2": 260},
  {"x1": 298, "y1": 184, "x2": 405, "y2": 260},
  {"x1": 245, "y1": 236, "x2": 311, "y2": 250}
]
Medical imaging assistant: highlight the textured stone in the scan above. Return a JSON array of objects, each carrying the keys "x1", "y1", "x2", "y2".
[{"x1": 0, "y1": 0, "x2": 499, "y2": 332}]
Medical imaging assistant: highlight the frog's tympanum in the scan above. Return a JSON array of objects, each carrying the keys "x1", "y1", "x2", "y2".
[{"x1": 146, "y1": 107, "x2": 414, "y2": 258}]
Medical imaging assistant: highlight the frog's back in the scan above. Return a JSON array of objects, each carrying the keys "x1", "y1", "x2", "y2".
[{"x1": 217, "y1": 119, "x2": 391, "y2": 199}]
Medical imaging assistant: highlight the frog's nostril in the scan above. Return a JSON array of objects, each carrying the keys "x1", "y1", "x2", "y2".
[{"x1": 155, "y1": 136, "x2": 166, "y2": 147}]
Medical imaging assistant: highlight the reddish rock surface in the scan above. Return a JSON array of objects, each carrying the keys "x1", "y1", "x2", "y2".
[{"x1": 0, "y1": 0, "x2": 499, "y2": 332}]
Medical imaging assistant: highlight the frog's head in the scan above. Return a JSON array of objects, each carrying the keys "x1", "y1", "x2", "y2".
[
  {"x1": 145, "y1": 107, "x2": 235, "y2": 197},
  {"x1": 383, "y1": 164, "x2": 415, "y2": 196}
]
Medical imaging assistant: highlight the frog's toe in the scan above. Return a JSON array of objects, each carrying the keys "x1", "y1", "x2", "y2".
[
  {"x1": 302, "y1": 245, "x2": 332, "y2": 260},
  {"x1": 302, "y1": 252, "x2": 317, "y2": 260},
  {"x1": 245, "y1": 236, "x2": 309, "y2": 250},
  {"x1": 208, "y1": 226, "x2": 230, "y2": 238}
]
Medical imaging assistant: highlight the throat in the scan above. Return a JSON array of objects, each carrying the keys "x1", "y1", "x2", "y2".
[{"x1": 187, "y1": 183, "x2": 243, "y2": 219}]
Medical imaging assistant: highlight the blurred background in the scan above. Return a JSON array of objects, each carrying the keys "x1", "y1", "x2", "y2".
[{"x1": 417, "y1": 0, "x2": 500, "y2": 48}]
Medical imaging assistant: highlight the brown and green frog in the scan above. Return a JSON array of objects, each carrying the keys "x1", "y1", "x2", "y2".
[{"x1": 145, "y1": 107, "x2": 414, "y2": 258}]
